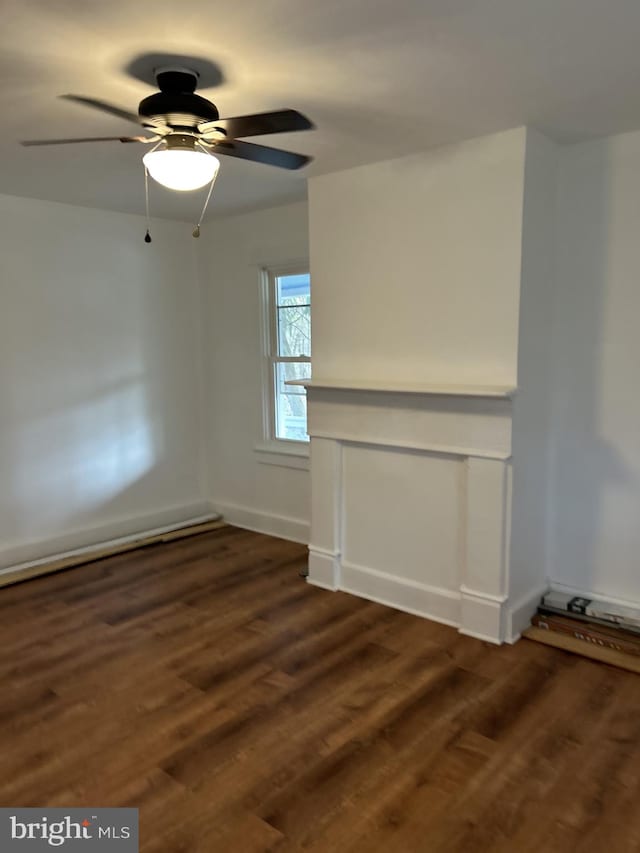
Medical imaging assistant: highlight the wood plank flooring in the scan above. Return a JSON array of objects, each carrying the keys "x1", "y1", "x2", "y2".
[{"x1": 1, "y1": 525, "x2": 639, "y2": 852}]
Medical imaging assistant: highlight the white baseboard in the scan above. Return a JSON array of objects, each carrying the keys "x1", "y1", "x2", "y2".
[
  {"x1": 0, "y1": 500, "x2": 214, "y2": 571},
  {"x1": 505, "y1": 582, "x2": 549, "y2": 643},
  {"x1": 307, "y1": 578, "x2": 339, "y2": 593},
  {"x1": 308, "y1": 548, "x2": 340, "y2": 590},
  {"x1": 459, "y1": 586, "x2": 506, "y2": 644},
  {"x1": 211, "y1": 501, "x2": 309, "y2": 544},
  {"x1": 340, "y1": 560, "x2": 460, "y2": 628}
]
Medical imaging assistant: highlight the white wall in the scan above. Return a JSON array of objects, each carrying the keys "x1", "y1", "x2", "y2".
[
  {"x1": 308, "y1": 127, "x2": 527, "y2": 387},
  {"x1": 197, "y1": 201, "x2": 310, "y2": 542},
  {"x1": 0, "y1": 193, "x2": 207, "y2": 567},
  {"x1": 509, "y1": 129, "x2": 557, "y2": 606},
  {"x1": 549, "y1": 130, "x2": 640, "y2": 604}
]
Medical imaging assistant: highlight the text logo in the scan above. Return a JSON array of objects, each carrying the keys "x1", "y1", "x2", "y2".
[{"x1": 0, "y1": 809, "x2": 138, "y2": 851}]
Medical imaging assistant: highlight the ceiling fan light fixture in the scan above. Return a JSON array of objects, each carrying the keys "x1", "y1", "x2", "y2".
[{"x1": 143, "y1": 140, "x2": 219, "y2": 191}]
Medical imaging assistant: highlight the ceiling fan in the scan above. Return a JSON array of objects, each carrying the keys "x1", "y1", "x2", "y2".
[{"x1": 20, "y1": 67, "x2": 314, "y2": 192}]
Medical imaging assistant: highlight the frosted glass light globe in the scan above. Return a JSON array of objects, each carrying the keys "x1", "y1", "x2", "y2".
[{"x1": 143, "y1": 148, "x2": 220, "y2": 192}]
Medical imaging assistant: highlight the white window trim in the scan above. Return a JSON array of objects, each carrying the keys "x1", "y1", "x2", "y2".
[{"x1": 256, "y1": 261, "x2": 311, "y2": 468}]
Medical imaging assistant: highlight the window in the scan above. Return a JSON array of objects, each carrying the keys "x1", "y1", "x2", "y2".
[{"x1": 260, "y1": 265, "x2": 311, "y2": 451}]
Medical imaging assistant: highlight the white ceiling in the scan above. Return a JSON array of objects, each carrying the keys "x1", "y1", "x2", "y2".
[{"x1": 4, "y1": 0, "x2": 640, "y2": 220}]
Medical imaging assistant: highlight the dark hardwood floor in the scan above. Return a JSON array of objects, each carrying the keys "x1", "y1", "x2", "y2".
[{"x1": 1, "y1": 525, "x2": 639, "y2": 852}]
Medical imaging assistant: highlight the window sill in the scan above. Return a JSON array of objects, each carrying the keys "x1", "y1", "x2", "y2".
[{"x1": 254, "y1": 442, "x2": 310, "y2": 471}]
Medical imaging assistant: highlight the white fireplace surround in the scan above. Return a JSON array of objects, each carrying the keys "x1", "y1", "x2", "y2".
[{"x1": 292, "y1": 379, "x2": 537, "y2": 644}]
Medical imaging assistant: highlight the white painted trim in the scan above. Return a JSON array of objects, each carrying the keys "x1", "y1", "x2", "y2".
[
  {"x1": 459, "y1": 587, "x2": 505, "y2": 644},
  {"x1": 308, "y1": 438, "x2": 343, "y2": 588},
  {"x1": 251, "y1": 257, "x2": 310, "y2": 273},
  {"x1": 258, "y1": 266, "x2": 278, "y2": 447},
  {"x1": 258, "y1": 260, "x2": 311, "y2": 448},
  {"x1": 290, "y1": 378, "x2": 516, "y2": 398},
  {"x1": 307, "y1": 577, "x2": 339, "y2": 593},
  {"x1": 340, "y1": 560, "x2": 460, "y2": 627},
  {"x1": 253, "y1": 441, "x2": 309, "y2": 471},
  {"x1": 0, "y1": 501, "x2": 213, "y2": 571},
  {"x1": 0, "y1": 506, "x2": 220, "y2": 578},
  {"x1": 460, "y1": 585, "x2": 508, "y2": 603},
  {"x1": 212, "y1": 500, "x2": 309, "y2": 544},
  {"x1": 505, "y1": 582, "x2": 549, "y2": 643},
  {"x1": 308, "y1": 431, "x2": 512, "y2": 461},
  {"x1": 308, "y1": 548, "x2": 340, "y2": 590},
  {"x1": 308, "y1": 544, "x2": 340, "y2": 559},
  {"x1": 254, "y1": 440, "x2": 310, "y2": 457},
  {"x1": 463, "y1": 457, "x2": 512, "y2": 603}
]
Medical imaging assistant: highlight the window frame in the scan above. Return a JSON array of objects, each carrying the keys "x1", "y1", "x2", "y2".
[{"x1": 257, "y1": 261, "x2": 311, "y2": 465}]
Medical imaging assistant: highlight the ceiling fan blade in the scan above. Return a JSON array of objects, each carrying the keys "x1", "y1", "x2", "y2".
[
  {"x1": 60, "y1": 94, "x2": 141, "y2": 126},
  {"x1": 20, "y1": 135, "x2": 154, "y2": 146},
  {"x1": 210, "y1": 139, "x2": 311, "y2": 170},
  {"x1": 199, "y1": 109, "x2": 314, "y2": 138}
]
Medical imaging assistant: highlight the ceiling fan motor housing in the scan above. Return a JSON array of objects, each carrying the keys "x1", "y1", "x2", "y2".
[
  {"x1": 155, "y1": 69, "x2": 199, "y2": 94},
  {"x1": 21, "y1": 62, "x2": 313, "y2": 171},
  {"x1": 139, "y1": 69, "x2": 219, "y2": 130}
]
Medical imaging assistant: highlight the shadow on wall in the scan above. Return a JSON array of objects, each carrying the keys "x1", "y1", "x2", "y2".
[
  {"x1": 0, "y1": 261, "x2": 196, "y2": 559},
  {"x1": 0, "y1": 366, "x2": 169, "y2": 560},
  {"x1": 549, "y1": 141, "x2": 639, "y2": 600},
  {"x1": 4, "y1": 375, "x2": 159, "y2": 530}
]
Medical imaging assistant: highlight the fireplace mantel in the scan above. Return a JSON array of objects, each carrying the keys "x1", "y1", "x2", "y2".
[
  {"x1": 287, "y1": 378, "x2": 516, "y2": 399},
  {"x1": 302, "y1": 378, "x2": 533, "y2": 644}
]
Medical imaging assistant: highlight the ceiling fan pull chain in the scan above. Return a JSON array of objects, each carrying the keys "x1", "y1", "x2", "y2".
[
  {"x1": 192, "y1": 169, "x2": 218, "y2": 238},
  {"x1": 143, "y1": 141, "x2": 163, "y2": 242},
  {"x1": 144, "y1": 166, "x2": 152, "y2": 243}
]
